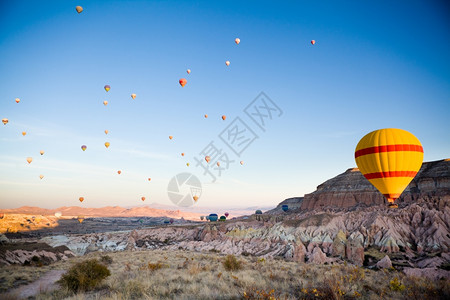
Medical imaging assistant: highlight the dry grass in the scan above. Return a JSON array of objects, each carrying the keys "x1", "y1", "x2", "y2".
[{"x1": 3, "y1": 249, "x2": 448, "y2": 300}]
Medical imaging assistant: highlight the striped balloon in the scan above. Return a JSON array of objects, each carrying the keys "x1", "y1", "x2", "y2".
[{"x1": 355, "y1": 128, "x2": 423, "y2": 207}]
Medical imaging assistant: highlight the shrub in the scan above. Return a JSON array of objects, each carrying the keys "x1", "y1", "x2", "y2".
[
  {"x1": 390, "y1": 277, "x2": 405, "y2": 291},
  {"x1": 100, "y1": 255, "x2": 113, "y2": 265},
  {"x1": 223, "y1": 254, "x2": 242, "y2": 271},
  {"x1": 58, "y1": 259, "x2": 111, "y2": 293}
]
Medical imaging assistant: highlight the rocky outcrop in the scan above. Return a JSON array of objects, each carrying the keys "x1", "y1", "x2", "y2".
[
  {"x1": 301, "y1": 159, "x2": 450, "y2": 210},
  {"x1": 0, "y1": 242, "x2": 74, "y2": 266},
  {"x1": 376, "y1": 255, "x2": 392, "y2": 269}
]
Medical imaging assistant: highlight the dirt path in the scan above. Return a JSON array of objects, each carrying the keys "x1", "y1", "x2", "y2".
[{"x1": 4, "y1": 270, "x2": 65, "y2": 299}]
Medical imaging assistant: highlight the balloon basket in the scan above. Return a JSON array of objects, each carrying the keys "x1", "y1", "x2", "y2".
[{"x1": 388, "y1": 203, "x2": 398, "y2": 209}]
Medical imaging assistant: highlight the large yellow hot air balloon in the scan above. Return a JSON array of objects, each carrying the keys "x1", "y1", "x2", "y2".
[{"x1": 355, "y1": 128, "x2": 423, "y2": 208}]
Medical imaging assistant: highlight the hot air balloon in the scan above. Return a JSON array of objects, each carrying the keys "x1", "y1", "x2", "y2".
[
  {"x1": 81, "y1": 145, "x2": 87, "y2": 151},
  {"x1": 222, "y1": 115, "x2": 226, "y2": 121},
  {"x1": 131, "y1": 93, "x2": 136, "y2": 100},
  {"x1": 39, "y1": 175, "x2": 44, "y2": 180},
  {"x1": 54, "y1": 212, "x2": 62, "y2": 218},
  {"x1": 79, "y1": 197, "x2": 84, "y2": 203},
  {"x1": 179, "y1": 78, "x2": 187, "y2": 87},
  {"x1": 117, "y1": 170, "x2": 121, "y2": 175},
  {"x1": 235, "y1": 38, "x2": 240, "y2": 45},
  {"x1": 225, "y1": 61, "x2": 230, "y2": 66},
  {"x1": 103, "y1": 100, "x2": 108, "y2": 106},
  {"x1": 104, "y1": 85, "x2": 110, "y2": 92},
  {"x1": 240, "y1": 161, "x2": 244, "y2": 165},
  {"x1": 281, "y1": 204, "x2": 288, "y2": 212},
  {"x1": 15, "y1": 98, "x2": 20, "y2": 103},
  {"x1": 355, "y1": 128, "x2": 424, "y2": 208},
  {"x1": 187, "y1": 69, "x2": 191, "y2": 74},
  {"x1": 105, "y1": 130, "x2": 109, "y2": 134},
  {"x1": 181, "y1": 153, "x2": 185, "y2": 156},
  {"x1": 169, "y1": 136, "x2": 173, "y2": 140},
  {"x1": 204, "y1": 114, "x2": 208, "y2": 118},
  {"x1": 219, "y1": 216, "x2": 226, "y2": 222},
  {"x1": 224, "y1": 212, "x2": 229, "y2": 218},
  {"x1": 141, "y1": 197, "x2": 146, "y2": 201},
  {"x1": 148, "y1": 178, "x2": 151, "y2": 181},
  {"x1": 164, "y1": 219, "x2": 170, "y2": 224},
  {"x1": 170, "y1": 218, "x2": 174, "y2": 224},
  {"x1": 22, "y1": 132, "x2": 26, "y2": 136},
  {"x1": 193, "y1": 195, "x2": 199, "y2": 202},
  {"x1": 186, "y1": 163, "x2": 190, "y2": 167},
  {"x1": 75, "y1": 6, "x2": 83, "y2": 13},
  {"x1": 2, "y1": 118, "x2": 8, "y2": 125},
  {"x1": 205, "y1": 156, "x2": 211, "y2": 163},
  {"x1": 209, "y1": 214, "x2": 218, "y2": 222},
  {"x1": 311, "y1": 40, "x2": 316, "y2": 45},
  {"x1": 77, "y1": 216, "x2": 84, "y2": 223},
  {"x1": 40, "y1": 150, "x2": 44, "y2": 155},
  {"x1": 0, "y1": 213, "x2": 4, "y2": 219},
  {"x1": 206, "y1": 215, "x2": 210, "y2": 221},
  {"x1": 216, "y1": 162, "x2": 221, "y2": 167},
  {"x1": 200, "y1": 216, "x2": 204, "y2": 220},
  {"x1": 105, "y1": 142, "x2": 110, "y2": 148},
  {"x1": 255, "y1": 209, "x2": 262, "y2": 215},
  {"x1": 26, "y1": 157, "x2": 32, "y2": 164}
]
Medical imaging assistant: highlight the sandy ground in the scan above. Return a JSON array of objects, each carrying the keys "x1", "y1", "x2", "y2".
[{"x1": 3, "y1": 270, "x2": 65, "y2": 299}]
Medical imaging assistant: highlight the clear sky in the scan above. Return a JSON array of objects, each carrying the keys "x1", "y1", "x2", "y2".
[{"x1": 1, "y1": 0, "x2": 449, "y2": 209}]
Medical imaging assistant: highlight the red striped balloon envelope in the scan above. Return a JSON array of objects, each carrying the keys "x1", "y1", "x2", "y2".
[{"x1": 355, "y1": 128, "x2": 423, "y2": 208}]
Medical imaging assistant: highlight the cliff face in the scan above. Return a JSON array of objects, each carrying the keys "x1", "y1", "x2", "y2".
[{"x1": 301, "y1": 159, "x2": 450, "y2": 210}]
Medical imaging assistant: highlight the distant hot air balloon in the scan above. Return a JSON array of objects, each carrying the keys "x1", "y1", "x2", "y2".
[
  {"x1": 219, "y1": 216, "x2": 226, "y2": 222},
  {"x1": 200, "y1": 216, "x2": 204, "y2": 221},
  {"x1": 103, "y1": 100, "x2": 108, "y2": 106},
  {"x1": 206, "y1": 215, "x2": 210, "y2": 221},
  {"x1": 204, "y1": 114, "x2": 208, "y2": 118},
  {"x1": 216, "y1": 162, "x2": 221, "y2": 167},
  {"x1": 26, "y1": 157, "x2": 32, "y2": 164},
  {"x1": 81, "y1": 145, "x2": 87, "y2": 151},
  {"x1": 131, "y1": 93, "x2": 136, "y2": 100},
  {"x1": 222, "y1": 115, "x2": 226, "y2": 121},
  {"x1": 141, "y1": 197, "x2": 146, "y2": 201},
  {"x1": 170, "y1": 218, "x2": 174, "y2": 224},
  {"x1": 224, "y1": 212, "x2": 229, "y2": 218},
  {"x1": 105, "y1": 142, "x2": 110, "y2": 148},
  {"x1": 105, "y1": 130, "x2": 108, "y2": 134},
  {"x1": 193, "y1": 195, "x2": 199, "y2": 202},
  {"x1": 54, "y1": 212, "x2": 62, "y2": 218},
  {"x1": 235, "y1": 38, "x2": 240, "y2": 45},
  {"x1": 311, "y1": 40, "x2": 316, "y2": 45},
  {"x1": 0, "y1": 213, "x2": 4, "y2": 219},
  {"x1": 205, "y1": 156, "x2": 211, "y2": 163},
  {"x1": 117, "y1": 170, "x2": 121, "y2": 175},
  {"x1": 39, "y1": 174, "x2": 44, "y2": 180},
  {"x1": 179, "y1": 78, "x2": 187, "y2": 87},
  {"x1": 79, "y1": 197, "x2": 84, "y2": 203},
  {"x1": 186, "y1": 162, "x2": 190, "y2": 167},
  {"x1": 169, "y1": 136, "x2": 173, "y2": 140},
  {"x1": 225, "y1": 61, "x2": 230, "y2": 66},
  {"x1": 40, "y1": 150, "x2": 45, "y2": 155},
  {"x1": 187, "y1": 69, "x2": 191, "y2": 74},
  {"x1": 77, "y1": 216, "x2": 84, "y2": 223},
  {"x1": 15, "y1": 98, "x2": 20, "y2": 103},
  {"x1": 104, "y1": 85, "x2": 110, "y2": 92},
  {"x1": 2, "y1": 118, "x2": 8, "y2": 125},
  {"x1": 209, "y1": 214, "x2": 218, "y2": 222},
  {"x1": 181, "y1": 153, "x2": 185, "y2": 156},
  {"x1": 148, "y1": 178, "x2": 151, "y2": 181},
  {"x1": 281, "y1": 204, "x2": 288, "y2": 212},
  {"x1": 355, "y1": 128, "x2": 424, "y2": 208},
  {"x1": 255, "y1": 209, "x2": 263, "y2": 215},
  {"x1": 240, "y1": 161, "x2": 244, "y2": 165},
  {"x1": 75, "y1": 6, "x2": 83, "y2": 13},
  {"x1": 164, "y1": 219, "x2": 170, "y2": 224},
  {"x1": 22, "y1": 132, "x2": 26, "y2": 136}
]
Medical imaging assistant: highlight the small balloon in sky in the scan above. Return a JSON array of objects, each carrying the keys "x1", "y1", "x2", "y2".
[
  {"x1": 40, "y1": 150, "x2": 45, "y2": 155},
  {"x1": 141, "y1": 197, "x2": 145, "y2": 201},
  {"x1": 311, "y1": 40, "x2": 316, "y2": 45},
  {"x1": 181, "y1": 153, "x2": 185, "y2": 156},
  {"x1": 186, "y1": 162, "x2": 190, "y2": 166},
  {"x1": 169, "y1": 136, "x2": 173, "y2": 140},
  {"x1": 205, "y1": 156, "x2": 211, "y2": 163},
  {"x1": 193, "y1": 195, "x2": 199, "y2": 202},
  {"x1": 235, "y1": 38, "x2": 240, "y2": 45},
  {"x1": 216, "y1": 162, "x2": 220, "y2": 167},
  {"x1": 117, "y1": 170, "x2": 121, "y2": 175},
  {"x1": 148, "y1": 177, "x2": 151, "y2": 181},
  {"x1": 179, "y1": 78, "x2": 187, "y2": 87},
  {"x1": 222, "y1": 115, "x2": 226, "y2": 121},
  {"x1": 105, "y1": 142, "x2": 110, "y2": 148},
  {"x1": 22, "y1": 131, "x2": 26, "y2": 136},
  {"x1": 39, "y1": 175, "x2": 44, "y2": 180},
  {"x1": 81, "y1": 145, "x2": 87, "y2": 151},
  {"x1": 79, "y1": 197, "x2": 84, "y2": 202},
  {"x1": 131, "y1": 93, "x2": 136, "y2": 100},
  {"x1": 15, "y1": 98, "x2": 20, "y2": 103},
  {"x1": 75, "y1": 6, "x2": 83, "y2": 13},
  {"x1": 2, "y1": 118, "x2": 8, "y2": 125},
  {"x1": 225, "y1": 61, "x2": 230, "y2": 66},
  {"x1": 103, "y1": 100, "x2": 108, "y2": 106},
  {"x1": 240, "y1": 160, "x2": 244, "y2": 165},
  {"x1": 105, "y1": 130, "x2": 109, "y2": 134},
  {"x1": 187, "y1": 69, "x2": 191, "y2": 74},
  {"x1": 104, "y1": 85, "x2": 110, "y2": 92},
  {"x1": 26, "y1": 157, "x2": 32, "y2": 164},
  {"x1": 204, "y1": 114, "x2": 208, "y2": 118}
]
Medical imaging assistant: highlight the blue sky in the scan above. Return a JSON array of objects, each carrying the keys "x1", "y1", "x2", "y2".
[{"x1": 1, "y1": 0, "x2": 449, "y2": 209}]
